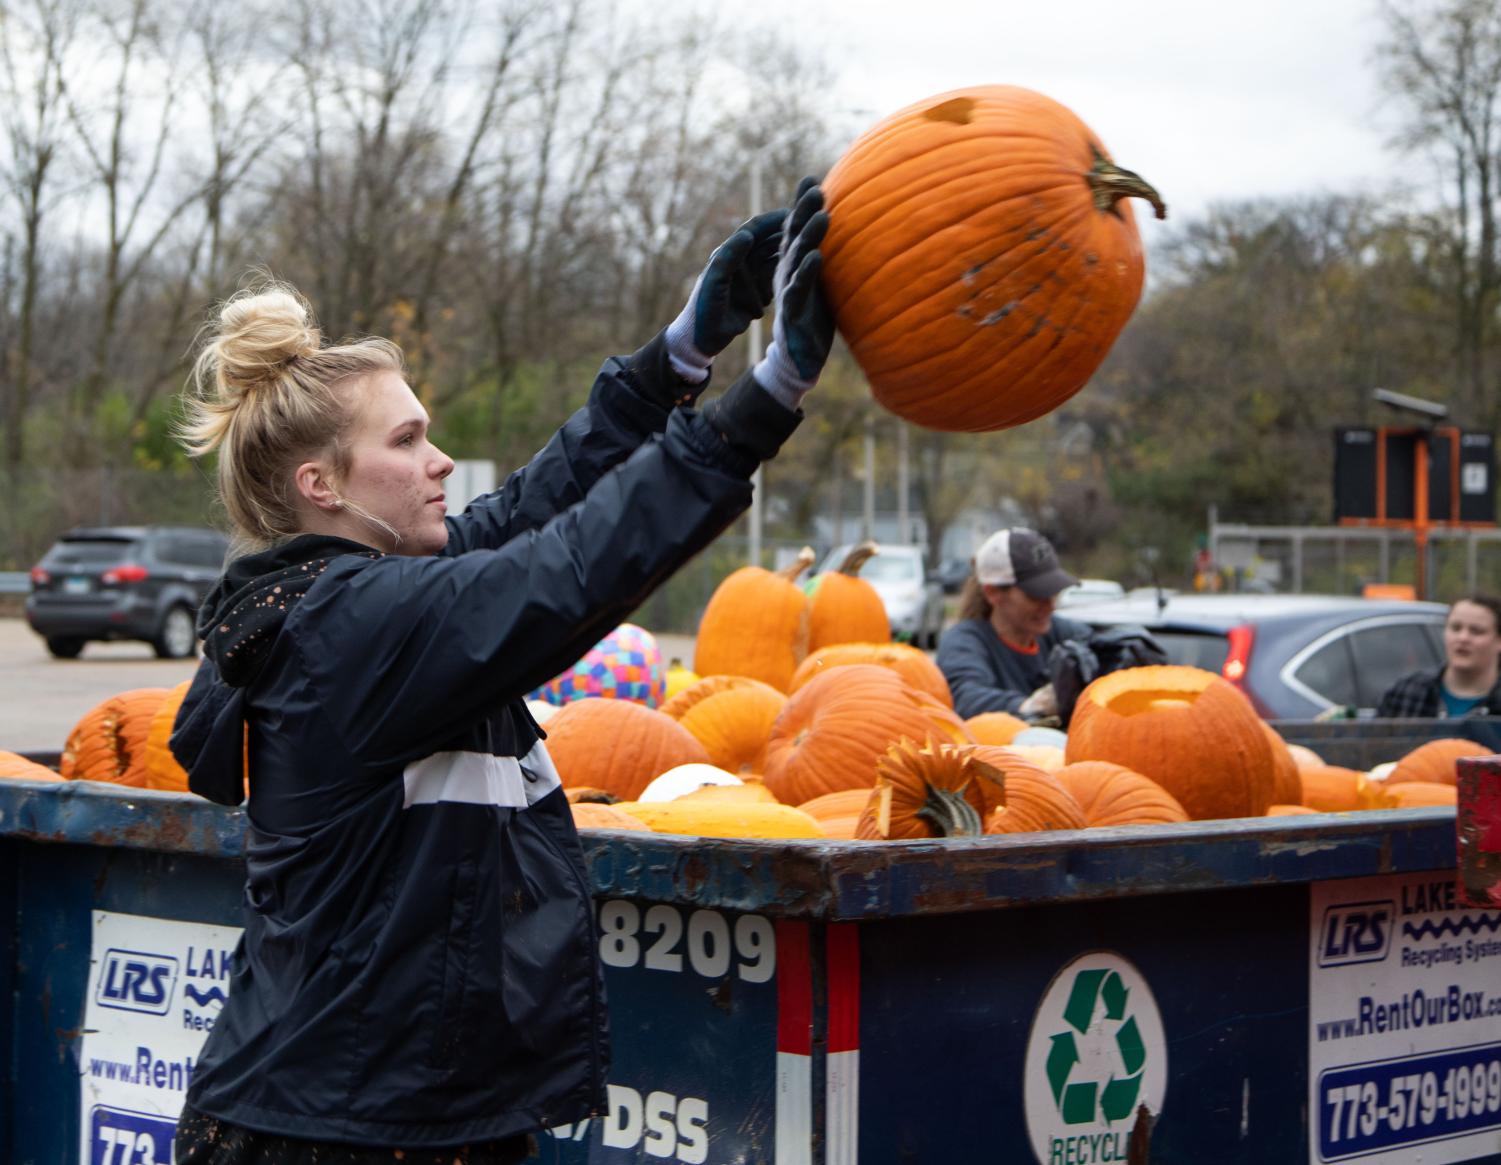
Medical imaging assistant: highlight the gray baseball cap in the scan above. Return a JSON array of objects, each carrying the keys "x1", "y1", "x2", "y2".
[{"x1": 974, "y1": 528, "x2": 1077, "y2": 599}]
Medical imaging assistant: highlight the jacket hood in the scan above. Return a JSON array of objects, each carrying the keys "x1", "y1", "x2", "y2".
[
  {"x1": 173, "y1": 533, "x2": 381, "y2": 804},
  {"x1": 199, "y1": 534, "x2": 382, "y2": 686}
]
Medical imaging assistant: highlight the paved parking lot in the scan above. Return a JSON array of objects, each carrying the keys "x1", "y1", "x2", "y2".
[{"x1": 0, "y1": 617, "x2": 696, "y2": 757}]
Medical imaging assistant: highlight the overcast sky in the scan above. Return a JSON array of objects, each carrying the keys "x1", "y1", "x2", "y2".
[{"x1": 753, "y1": 0, "x2": 1418, "y2": 245}]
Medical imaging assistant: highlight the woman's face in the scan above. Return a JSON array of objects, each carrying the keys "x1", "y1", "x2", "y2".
[
  {"x1": 987, "y1": 583, "x2": 1057, "y2": 639},
  {"x1": 1444, "y1": 600, "x2": 1501, "y2": 673},
  {"x1": 336, "y1": 370, "x2": 455, "y2": 556}
]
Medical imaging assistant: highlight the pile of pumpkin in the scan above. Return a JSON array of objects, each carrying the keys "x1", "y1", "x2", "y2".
[{"x1": 550, "y1": 649, "x2": 1485, "y2": 840}]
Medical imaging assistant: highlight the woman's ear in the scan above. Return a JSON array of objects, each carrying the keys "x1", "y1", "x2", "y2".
[{"x1": 294, "y1": 460, "x2": 343, "y2": 512}]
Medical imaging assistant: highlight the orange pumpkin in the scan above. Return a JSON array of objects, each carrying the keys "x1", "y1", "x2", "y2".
[
  {"x1": 805, "y1": 542, "x2": 891, "y2": 650},
  {"x1": 789, "y1": 641, "x2": 953, "y2": 706},
  {"x1": 694, "y1": 548, "x2": 815, "y2": 691},
  {"x1": 1267, "y1": 804, "x2": 1319, "y2": 817},
  {"x1": 763, "y1": 664, "x2": 972, "y2": 805},
  {"x1": 973, "y1": 746, "x2": 1086, "y2": 833},
  {"x1": 544, "y1": 698, "x2": 710, "y2": 801},
  {"x1": 1260, "y1": 722, "x2": 1303, "y2": 806},
  {"x1": 658, "y1": 675, "x2": 787, "y2": 775},
  {"x1": 571, "y1": 802, "x2": 650, "y2": 831},
  {"x1": 1384, "y1": 783, "x2": 1458, "y2": 809},
  {"x1": 964, "y1": 711, "x2": 1029, "y2": 746},
  {"x1": 0, "y1": 750, "x2": 63, "y2": 781},
  {"x1": 796, "y1": 789, "x2": 872, "y2": 840},
  {"x1": 854, "y1": 740, "x2": 1005, "y2": 839},
  {"x1": 1386, "y1": 738, "x2": 1491, "y2": 787},
  {"x1": 1055, "y1": 761, "x2": 1189, "y2": 827},
  {"x1": 60, "y1": 688, "x2": 171, "y2": 785},
  {"x1": 140, "y1": 680, "x2": 193, "y2": 792},
  {"x1": 1064, "y1": 666, "x2": 1274, "y2": 820},
  {"x1": 1299, "y1": 765, "x2": 1389, "y2": 813},
  {"x1": 821, "y1": 85, "x2": 1164, "y2": 432},
  {"x1": 1287, "y1": 743, "x2": 1325, "y2": 769}
]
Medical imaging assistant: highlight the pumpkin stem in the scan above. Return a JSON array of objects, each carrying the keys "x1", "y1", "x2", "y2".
[
  {"x1": 836, "y1": 540, "x2": 879, "y2": 576},
  {"x1": 1087, "y1": 149, "x2": 1166, "y2": 221},
  {"x1": 915, "y1": 785, "x2": 983, "y2": 838},
  {"x1": 777, "y1": 546, "x2": 816, "y2": 583}
]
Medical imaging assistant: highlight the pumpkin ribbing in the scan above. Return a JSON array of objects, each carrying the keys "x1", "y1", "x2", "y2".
[
  {"x1": 694, "y1": 548, "x2": 814, "y2": 691},
  {"x1": 805, "y1": 542, "x2": 891, "y2": 650},
  {"x1": 821, "y1": 85, "x2": 1164, "y2": 432}
]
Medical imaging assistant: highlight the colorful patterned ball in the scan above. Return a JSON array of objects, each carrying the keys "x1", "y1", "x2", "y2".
[{"x1": 530, "y1": 623, "x2": 666, "y2": 708}]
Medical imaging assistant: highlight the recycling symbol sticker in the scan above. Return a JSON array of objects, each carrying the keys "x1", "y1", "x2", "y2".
[{"x1": 1023, "y1": 951, "x2": 1168, "y2": 1165}]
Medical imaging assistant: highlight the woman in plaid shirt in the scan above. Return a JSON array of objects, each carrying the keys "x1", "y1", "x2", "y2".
[{"x1": 1377, "y1": 595, "x2": 1501, "y2": 718}]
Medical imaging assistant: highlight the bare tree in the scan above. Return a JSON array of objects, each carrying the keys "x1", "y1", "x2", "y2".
[
  {"x1": 0, "y1": 0, "x2": 76, "y2": 479},
  {"x1": 1377, "y1": 0, "x2": 1501, "y2": 426}
]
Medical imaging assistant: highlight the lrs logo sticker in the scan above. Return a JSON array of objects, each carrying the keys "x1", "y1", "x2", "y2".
[
  {"x1": 94, "y1": 948, "x2": 177, "y2": 1015},
  {"x1": 1023, "y1": 951, "x2": 1168, "y2": 1164},
  {"x1": 1316, "y1": 900, "x2": 1394, "y2": 967}
]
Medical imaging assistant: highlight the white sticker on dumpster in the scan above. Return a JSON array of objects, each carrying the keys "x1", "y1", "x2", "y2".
[
  {"x1": 1309, "y1": 873, "x2": 1501, "y2": 1164},
  {"x1": 1022, "y1": 951, "x2": 1168, "y2": 1165},
  {"x1": 78, "y1": 910, "x2": 242, "y2": 1165}
]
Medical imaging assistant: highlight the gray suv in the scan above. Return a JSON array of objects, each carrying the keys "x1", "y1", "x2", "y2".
[{"x1": 25, "y1": 525, "x2": 228, "y2": 659}]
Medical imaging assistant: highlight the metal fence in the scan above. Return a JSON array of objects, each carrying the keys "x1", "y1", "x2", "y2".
[{"x1": 1209, "y1": 522, "x2": 1501, "y2": 599}]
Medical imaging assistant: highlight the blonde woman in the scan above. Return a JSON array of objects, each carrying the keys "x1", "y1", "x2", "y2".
[{"x1": 168, "y1": 181, "x2": 832, "y2": 1164}]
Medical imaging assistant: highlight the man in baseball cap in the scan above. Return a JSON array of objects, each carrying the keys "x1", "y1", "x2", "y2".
[{"x1": 936, "y1": 528, "x2": 1089, "y2": 720}]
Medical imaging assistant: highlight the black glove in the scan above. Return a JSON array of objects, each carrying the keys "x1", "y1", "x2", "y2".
[
  {"x1": 665, "y1": 208, "x2": 788, "y2": 382},
  {"x1": 753, "y1": 177, "x2": 835, "y2": 409}
]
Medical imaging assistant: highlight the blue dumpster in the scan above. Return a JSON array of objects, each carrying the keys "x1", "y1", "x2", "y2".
[{"x1": 3, "y1": 735, "x2": 1500, "y2": 1165}]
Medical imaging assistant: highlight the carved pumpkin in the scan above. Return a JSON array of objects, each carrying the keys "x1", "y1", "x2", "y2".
[
  {"x1": 789, "y1": 641, "x2": 953, "y2": 706},
  {"x1": 60, "y1": 688, "x2": 171, "y2": 785},
  {"x1": 1383, "y1": 783, "x2": 1458, "y2": 809},
  {"x1": 964, "y1": 711, "x2": 1029, "y2": 746},
  {"x1": 764, "y1": 665, "x2": 973, "y2": 805},
  {"x1": 1055, "y1": 761, "x2": 1189, "y2": 827},
  {"x1": 854, "y1": 739, "x2": 1006, "y2": 839},
  {"x1": 139, "y1": 680, "x2": 193, "y2": 792},
  {"x1": 795, "y1": 789, "x2": 872, "y2": 840},
  {"x1": 1260, "y1": 722, "x2": 1303, "y2": 806},
  {"x1": 821, "y1": 85, "x2": 1164, "y2": 432},
  {"x1": 973, "y1": 746, "x2": 1086, "y2": 833},
  {"x1": 694, "y1": 548, "x2": 815, "y2": 691},
  {"x1": 1065, "y1": 666, "x2": 1274, "y2": 820},
  {"x1": 1298, "y1": 765, "x2": 1389, "y2": 813},
  {"x1": 804, "y1": 542, "x2": 891, "y2": 650},
  {"x1": 0, "y1": 750, "x2": 62, "y2": 781},
  {"x1": 571, "y1": 802, "x2": 650, "y2": 831},
  {"x1": 613, "y1": 799, "x2": 825, "y2": 839},
  {"x1": 544, "y1": 698, "x2": 710, "y2": 801},
  {"x1": 659, "y1": 675, "x2": 787, "y2": 775},
  {"x1": 1386, "y1": 738, "x2": 1490, "y2": 787}
]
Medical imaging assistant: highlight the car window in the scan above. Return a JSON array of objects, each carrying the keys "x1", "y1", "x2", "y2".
[
  {"x1": 859, "y1": 555, "x2": 921, "y2": 583},
  {"x1": 44, "y1": 539, "x2": 138, "y2": 566},
  {"x1": 1142, "y1": 631, "x2": 1230, "y2": 673},
  {"x1": 1292, "y1": 637, "x2": 1359, "y2": 707},
  {"x1": 191, "y1": 537, "x2": 228, "y2": 569},
  {"x1": 1348, "y1": 622, "x2": 1444, "y2": 708},
  {"x1": 154, "y1": 535, "x2": 191, "y2": 565}
]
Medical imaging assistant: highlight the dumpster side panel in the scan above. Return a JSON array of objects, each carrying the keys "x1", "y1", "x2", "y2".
[
  {"x1": 12, "y1": 843, "x2": 243, "y2": 1165},
  {"x1": 854, "y1": 885, "x2": 1310, "y2": 1164}
]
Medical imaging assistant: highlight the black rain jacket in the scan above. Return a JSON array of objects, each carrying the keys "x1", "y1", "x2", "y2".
[{"x1": 170, "y1": 335, "x2": 799, "y2": 1147}]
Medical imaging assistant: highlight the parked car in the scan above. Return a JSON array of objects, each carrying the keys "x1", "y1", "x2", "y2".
[
  {"x1": 813, "y1": 543, "x2": 946, "y2": 648},
  {"x1": 25, "y1": 525, "x2": 229, "y2": 659},
  {"x1": 1056, "y1": 578, "x2": 1126, "y2": 607},
  {"x1": 933, "y1": 557, "x2": 972, "y2": 594},
  {"x1": 1073, "y1": 593, "x2": 1449, "y2": 719}
]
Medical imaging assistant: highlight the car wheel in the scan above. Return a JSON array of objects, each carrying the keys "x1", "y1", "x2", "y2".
[
  {"x1": 46, "y1": 636, "x2": 86, "y2": 659},
  {"x1": 154, "y1": 605, "x2": 198, "y2": 659}
]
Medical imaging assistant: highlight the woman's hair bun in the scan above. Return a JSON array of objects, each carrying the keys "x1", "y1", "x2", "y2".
[{"x1": 210, "y1": 285, "x2": 323, "y2": 395}]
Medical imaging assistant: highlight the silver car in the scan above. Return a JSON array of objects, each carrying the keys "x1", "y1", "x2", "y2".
[{"x1": 813, "y1": 543, "x2": 946, "y2": 649}]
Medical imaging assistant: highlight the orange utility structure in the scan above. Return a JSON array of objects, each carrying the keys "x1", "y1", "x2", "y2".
[{"x1": 1334, "y1": 426, "x2": 1495, "y2": 598}]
